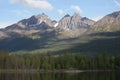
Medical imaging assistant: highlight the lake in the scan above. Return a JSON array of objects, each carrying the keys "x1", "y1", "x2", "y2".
[{"x1": 0, "y1": 71, "x2": 120, "y2": 80}]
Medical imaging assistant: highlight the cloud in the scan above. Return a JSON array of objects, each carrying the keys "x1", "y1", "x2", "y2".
[
  {"x1": 10, "y1": 0, "x2": 53, "y2": 10},
  {"x1": 71, "y1": 5, "x2": 82, "y2": 13},
  {"x1": 57, "y1": 9, "x2": 64, "y2": 15},
  {"x1": 57, "y1": 5, "x2": 82, "y2": 15},
  {"x1": 113, "y1": 0, "x2": 120, "y2": 7}
]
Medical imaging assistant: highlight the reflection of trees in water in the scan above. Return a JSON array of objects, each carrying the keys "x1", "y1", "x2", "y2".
[{"x1": 0, "y1": 72, "x2": 119, "y2": 80}]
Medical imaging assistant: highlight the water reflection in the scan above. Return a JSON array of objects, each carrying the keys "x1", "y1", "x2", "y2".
[{"x1": 0, "y1": 71, "x2": 119, "y2": 80}]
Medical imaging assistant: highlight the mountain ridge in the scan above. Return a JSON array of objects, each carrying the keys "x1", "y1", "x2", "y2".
[
  {"x1": 0, "y1": 11, "x2": 120, "y2": 55},
  {"x1": 0, "y1": 13, "x2": 95, "y2": 39},
  {"x1": 89, "y1": 11, "x2": 120, "y2": 33}
]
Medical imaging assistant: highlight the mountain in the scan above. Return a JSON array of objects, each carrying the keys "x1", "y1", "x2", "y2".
[
  {"x1": 0, "y1": 13, "x2": 95, "y2": 39},
  {"x1": 0, "y1": 12, "x2": 95, "y2": 53},
  {"x1": 89, "y1": 11, "x2": 120, "y2": 33},
  {"x1": 57, "y1": 13, "x2": 95, "y2": 37},
  {"x1": 0, "y1": 11, "x2": 120, "y2": 55},
  {"x1": 6, "y1": 13, "x2": 55, "y2": 30},
  {"x1": 58, "y1": 13, "x2": 94, "y2": 30},
  {"x1": 0, "y1": 13, "x2": 58, "y2": 39},
  {"x1": 0, "y1": 30, "x2": 8, "y2": 39}
]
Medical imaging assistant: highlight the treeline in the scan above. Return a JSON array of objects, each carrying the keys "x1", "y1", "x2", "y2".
[{"x1": 0, "y1": 52, "x2": 120, "y2": 70}]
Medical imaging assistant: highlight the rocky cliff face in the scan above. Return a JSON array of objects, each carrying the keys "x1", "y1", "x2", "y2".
[
  {"x1": 5, "y1": 13, "x2": 55, "y2": 30},
  {"x1": 0, "y1": 13, "x2": 95, "y2": 39},
  {"x1": 56, "y1": 13, "x2": 95, "y2": 37},
  {"x1": 57, "y1": 13, "x2": 95, "y2": 31},
  {"x1": 0, "y1": 31, "x2": 8, "y2": 38},
  {"x1": 91, "y1": 11, "x2": 120, "y2": 32},
  {"x1": 1, "y1": 11, "x2": 120, "y2": 38},
  {"x1": 0, "y1": 11, "x2": 120, "y2": 53},
  {"x1": 1, "y1": 13, "x2": 57, "y2": 38}
]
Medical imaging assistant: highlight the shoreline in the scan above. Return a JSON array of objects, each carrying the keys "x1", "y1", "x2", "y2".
[{"x1": 0, "y1": 69, "x2": 117, "y2": 73}]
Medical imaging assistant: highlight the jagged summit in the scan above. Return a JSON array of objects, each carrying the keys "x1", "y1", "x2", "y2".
[
  {"x1": 5, "y1": 13, "x2": 55, "y2": 31},
  {"x1": 0, "y1": 11, "x2": 120, "y2": 53},
  {"x1": 0, "y1": 12, "x2": 96, "y2": 38},
  {"x1": 1, "y1": 11, "x2": 120, "y2": 39},
  {"x1": 64, "y1": 14, "x2": 71, "y2": 17},
  {"x1": 72, "y1": 13, "x2": 81, "y2": 18},
  {"x1": 57, "y1": 13, "x2": 95, "y2": 33},
  {"x1": 36, "y1": 13, "x2": 50, "y2": 19}
]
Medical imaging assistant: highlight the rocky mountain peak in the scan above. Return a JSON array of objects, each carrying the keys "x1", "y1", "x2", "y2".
[
  {"x1": 60, "y1": 14, "x2": 71, "y2": 21},
  {"x1": 107, "y1": 11, "x2": 120, "y2": 18},
  {"x1": 0, "y1": 11, "x2": 120, "y2": 39},
  {"x1": 57, "y1": 13, "x2": 95, "y2": 37},
  {"x1": 71, "y1": 13, "x2": 82, "y2": 22},
  {"x1": 81, "y1": 17, "x2": 88, "y2": 20},
  {"x1": 36, "y1": 13, "x2": 50, "y2": 19},
  {"x1": 91, "y1": 11, "x2": 120, "y2": 32},
  {"x1": 5, "y1": 13, "x2": 54, "y2": 31},
  {"x1": 72, "y1": 13, "x2": 81, "y2": 18},
  {"x1": 81, "y1": 17, "x2": 95, "y2": 26},
  {"x1": 64, "y1": 14, "x2": 71, "y2": 17}
]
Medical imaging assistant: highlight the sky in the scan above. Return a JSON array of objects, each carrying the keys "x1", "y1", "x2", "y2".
[{"x1": 0, "y1": 0, "x2": 120, "y2": 28}]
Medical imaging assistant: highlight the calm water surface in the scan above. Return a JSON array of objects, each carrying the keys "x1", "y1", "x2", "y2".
[{"x1": 0, "y1": 71, "x2": 120, "y2": 80}]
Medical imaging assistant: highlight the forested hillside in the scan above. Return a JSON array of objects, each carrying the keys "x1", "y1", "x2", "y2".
[{"x1": 0, "y1": 52, "x2": 120, "y2": 70}]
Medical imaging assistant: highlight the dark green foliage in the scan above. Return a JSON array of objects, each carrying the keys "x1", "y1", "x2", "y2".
[
  {"x1": 0, "y1": 52, "x2": 120, "y2": 70},
  {"x1": 115, "y1": 56, "x2": 120, "y2": 69}
]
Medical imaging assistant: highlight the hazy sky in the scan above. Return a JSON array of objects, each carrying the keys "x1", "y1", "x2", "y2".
[{"x1": 0, "y1": 0, "x2": 120, "y2": 28}]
